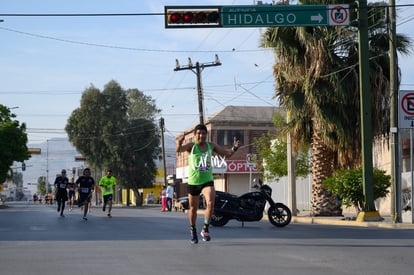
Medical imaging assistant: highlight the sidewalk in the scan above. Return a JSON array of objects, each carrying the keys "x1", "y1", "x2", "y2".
[
  {"x1": 292, "y1": 211, "x2": 414, "y2": 229},
  {"x1": 195, "y1": 207, "x2": 414, "y2": 229},
  {"x1": 124, "y1": 203, "x2": 414, "y2": 229}
]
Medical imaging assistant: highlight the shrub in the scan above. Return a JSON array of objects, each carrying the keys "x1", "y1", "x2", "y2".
[{"x1": 323, "y1": 168, "x2": 391, "y2": 212}]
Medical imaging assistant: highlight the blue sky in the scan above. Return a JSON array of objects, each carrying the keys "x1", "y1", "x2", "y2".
[{"x1": 1, "y1": 0, "x2": 413, "y2": 145}]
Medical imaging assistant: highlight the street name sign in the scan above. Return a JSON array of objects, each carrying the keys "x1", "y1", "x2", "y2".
[{"x1": 221, "y1": 4, "x2": 349, "y2": 27}]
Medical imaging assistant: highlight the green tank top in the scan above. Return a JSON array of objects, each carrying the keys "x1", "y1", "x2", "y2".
[
  {"x1": 188, "y1": 142, "x2": 214, "y2": 186},
  {"x1": 99, "y1": 176, "x2": 116, "y2": 195}
]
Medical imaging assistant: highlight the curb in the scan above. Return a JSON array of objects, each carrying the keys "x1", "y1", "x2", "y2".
[
  {"x1": 292, "y1": 216, "x2": 414, "y2": 229},
  {"x1": 196, "y1": 209, "x2": 414, "y2": 229}
]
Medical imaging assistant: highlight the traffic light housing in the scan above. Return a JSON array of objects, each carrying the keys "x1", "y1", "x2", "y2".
[
  {"x1": 165, "y1": 6, "x2": 221, "y2": 28},
  {"x1": 28, "y1": 148, "x2": 41, "y2": 154},
  {"x1": 74, "y1": 156, "x2": 86, "y2": 161}
]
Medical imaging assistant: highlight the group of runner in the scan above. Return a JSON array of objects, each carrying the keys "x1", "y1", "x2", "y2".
[
  {"x1": 52, "y1": 124, "x2": 239, "y2": 244},
  {"x1": 54, "y1": 168, "x2": 116, "y2": 220}
]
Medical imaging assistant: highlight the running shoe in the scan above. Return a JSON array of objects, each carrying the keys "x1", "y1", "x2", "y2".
[
  {"x1": 102, "y1": 205, "x2": 106, "y2": 212},
  {"x1": 107, "y1": 213, "x2": 112, "y2": 218},
  {"x1": 190, "y1": 230, "x2": 198, "y2": 244},
  {"x1": 60, "y1": 213, "x2": 65, "y2": 218},
  {"x1": 57, "y1": 207, "x2": 60, "y2": 212},
  {"x1": 201, "y1": 230, "x2": 211, "y2": 242},
  {"x1": 82, "y1": 216, "x2": 88, "y2": 221}
]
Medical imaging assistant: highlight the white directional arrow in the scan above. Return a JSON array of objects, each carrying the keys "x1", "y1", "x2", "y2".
[{"x1": 310, "y1": 13, "x2": 323, "y2": 23}]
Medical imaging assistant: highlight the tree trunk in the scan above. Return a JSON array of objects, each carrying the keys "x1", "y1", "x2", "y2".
[
  {"x1": 311, "y1": 123, "x2": 342, "y2": 216},
  {"x1": 132, "y1": 187, "x2": 142, "y2": 206}
]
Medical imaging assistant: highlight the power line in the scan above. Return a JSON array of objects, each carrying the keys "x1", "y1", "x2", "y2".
[
  {"x1": 1, "y1": 4, "x2": 414, "y2": 17},
  {"x1": 0, "y1": 80, "x2": 274, "y2": 94},
  {"x1": 0, "y1": 12, "x2": 164, "y2": 17},
  {"x1": 0, "y1": 26, "x2": 270, "y2": 53}
]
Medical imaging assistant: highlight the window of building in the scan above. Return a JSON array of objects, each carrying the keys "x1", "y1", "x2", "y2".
[{"x1": 217, "y1": 130, "x2": 244, "y2": 146}]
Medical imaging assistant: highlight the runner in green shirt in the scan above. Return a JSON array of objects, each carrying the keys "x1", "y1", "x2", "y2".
[
  {"x1": 99, "y1": 169, "x2": 117, "y2": 217},
  {"x1": 176, "y1": 124, "x2": 240, "y2": 244}
]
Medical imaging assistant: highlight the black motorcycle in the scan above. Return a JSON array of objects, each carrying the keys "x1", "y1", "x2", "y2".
[{"x1": 210, "y1": 179, "x2": 292, "y2": 227}]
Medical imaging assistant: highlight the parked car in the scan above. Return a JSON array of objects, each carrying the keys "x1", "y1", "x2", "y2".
[{"x1": 174, "y1": 194, "x2": 205, "y2": 212}]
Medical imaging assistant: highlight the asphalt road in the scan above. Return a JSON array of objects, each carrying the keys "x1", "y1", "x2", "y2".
[{"x1": 1, "y1": 203, "x2": 413, "y2": 275}]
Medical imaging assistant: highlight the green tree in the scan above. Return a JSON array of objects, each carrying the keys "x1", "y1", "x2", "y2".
[
  {"x1": 0, "y1": 104, "x2": 30, "y2": 183},
  {"x1": 261, "y1": 1, "x2": 411, "y2": 216},
  {"x1": 65, "y1": 80, "x2": 160, "y2": 205},
  {"x1": 36, "y1": 176, "x2": 48, "y2": 195},
  {"x1": 253, "y1": 114, "x2": 310, "y2": 180},
  {"x1": 323, "y1": 168, "x2": 391, "y2": 212},
  {"x1": 65, "y1": 84, "x2": 108, "y2": 169},
  {"x1": 13, "y1": 172, "x2": 24, "y2": 200},
  {"x1": 117, "y1": 90, "x2": 161, "y2": 205}
]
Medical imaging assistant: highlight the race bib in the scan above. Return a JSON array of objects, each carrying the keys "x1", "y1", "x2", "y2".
[
  {"x1": 106, "y1": 187, "x2": 111, "y2": 192},
  {"x1": 60, "y1": 183, "x2": 67, "y2": 188},
  {"x1": 197, "y1": 163, "x2": 211, "y2": 172},
  {"x1": 194, "y1": 152, "x2": 212, "y2": 172},
  {"x1": 81, "y1": 187, "x2": 89, "y2": 193}
]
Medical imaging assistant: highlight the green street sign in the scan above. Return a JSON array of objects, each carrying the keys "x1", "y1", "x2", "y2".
[{"x1": 221, "y1": 4, "x2": 349, "y2": 27}]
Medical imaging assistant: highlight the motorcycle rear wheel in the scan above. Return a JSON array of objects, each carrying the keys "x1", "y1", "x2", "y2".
[
  {"x1": 268, "y1": 203, "x2": 291, "y2": 227},
  {"x1": 210, "y1": 212, "x2": 230, "y2": 227}
]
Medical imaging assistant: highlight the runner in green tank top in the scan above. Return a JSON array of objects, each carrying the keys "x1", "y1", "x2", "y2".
[
  {"x1": 177, "y1": 124, "x2": 240, "y2": 244},
  {"x1": 187, "y1": 142, "x2": 214, "y2": 186},
  {"x1": 99, "y1": 169, "x2": 117, "y2": 217}
]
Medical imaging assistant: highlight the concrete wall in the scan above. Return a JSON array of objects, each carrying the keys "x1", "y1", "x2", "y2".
[{"x1": 267, "y1": 175, "x2": 312, "y2": 211}]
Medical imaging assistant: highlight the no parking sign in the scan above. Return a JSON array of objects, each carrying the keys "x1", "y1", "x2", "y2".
[
  {"x1": 328, "y1": 4, "x2": 349, "y2": 26},
  {"x1": 399, "y1": 90, "x2": 414, "y2": 128}
]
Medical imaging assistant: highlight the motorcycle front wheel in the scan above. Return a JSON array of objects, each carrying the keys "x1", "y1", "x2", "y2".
[
  {"x1": 210, "y1": 212, "x2": 230, "y2": 227},
  {"x1": 268, "y1": 203, "x2": 291, "y2": 227}
]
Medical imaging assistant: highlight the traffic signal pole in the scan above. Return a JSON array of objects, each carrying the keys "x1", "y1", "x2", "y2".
[
  {"x1": 174, "y1": 56, "x2": 222, "y2": 125},
  {"x1": 356, "y1": 0, "x2": 381, "y2": 221},
  {"x1": 389, "y1": 0, "x2": 402, "y2": 223},
  {"x1": 166, "y1": 4, "x2": 386, "y2": 222},
  {"x1": 160, "y1": 117, "x2": 168, "y2": 187}
]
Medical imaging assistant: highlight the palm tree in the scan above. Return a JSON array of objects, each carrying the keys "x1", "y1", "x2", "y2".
[{"x1": 262, "y1": 0, "x2": 411, "y2": 216}]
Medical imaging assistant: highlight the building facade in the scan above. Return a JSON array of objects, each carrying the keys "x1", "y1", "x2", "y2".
[{"x1": 175, "y1": 106, "x2": 280, "y2": 196}]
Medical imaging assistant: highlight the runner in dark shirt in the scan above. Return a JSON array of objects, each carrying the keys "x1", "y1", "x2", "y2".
[
  {"x1": 67, "y1": 177, "x2": 76, "y2": 211},
  {"x1": 54, "y1": 169, "x2": 69, "y2": 217},
  {"x1": 76, "y1": 168, "x2": 95, "y2": 221}
]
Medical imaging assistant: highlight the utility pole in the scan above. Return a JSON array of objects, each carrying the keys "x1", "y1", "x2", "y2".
[
  {"x1": 46, "y1": 140, "x2": 49, "y2": 195},
  {"x1": 160, "y1": 117, "x2": 167, "y2": 187},
  {"x1": 174, "y1": 55, "x2": 222, "y2": 125},
  {"x1": 287, "y1": 130, "x2": 297, "y2": 216},
  {"x1": 389, "y1": 0, "x2": 401, "y2": 223}
]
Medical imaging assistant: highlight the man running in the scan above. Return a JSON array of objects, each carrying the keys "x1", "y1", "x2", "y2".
[
  {"x1": 176, "y1": 124, "x2": 240, "y2": 244},
  {"x1": 67, "y1": 177, "x2": 76, "y2": 211},
  {"x1": 99, "y1": 169, "x2": 117, "y2": 217},
  {"x1": 54, "y1": 169, "x2": 69, "y2": 217},
  {"x1": 76, "y1": 168, "x2": 95, "y2": 221}
]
